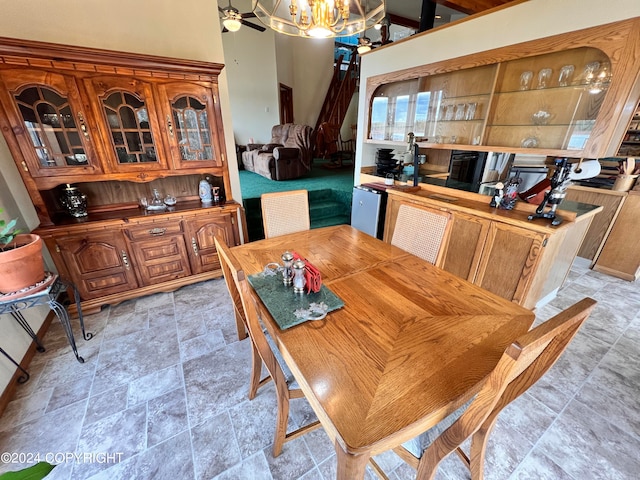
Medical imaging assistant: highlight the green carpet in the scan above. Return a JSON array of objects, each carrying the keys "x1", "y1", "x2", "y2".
[
  {"x1": 239, "y1": 160, "x2": 355, "y2": 199},
  {"x1": 239, "y1": 160, "x2": 355, "y2": 241}
]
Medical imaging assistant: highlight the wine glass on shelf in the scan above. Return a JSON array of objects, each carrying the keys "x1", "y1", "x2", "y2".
[
  {"x1": 520, "y1": 71, "x2": 533, "y2": 90},
  {"x1": 558, "y1": 65, "x2": 575, "y2": 86},
  {"x1": 537, "y1": 68, "x2": 552, "y2": 89},
  {"x1": 465, "y1": 102, "x2": 477, "y2": 120}
]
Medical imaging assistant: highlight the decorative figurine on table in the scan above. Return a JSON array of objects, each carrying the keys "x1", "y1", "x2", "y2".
[
  {"x1": 281, "y1": 251, "x2": 294, "y2": 286},
  {"x1": 499, "y1": 174, "x2": 521, "y2": 210},
  {"x1": 292, "y1": 259, "x2": 307, "y2": 294},
  {"x1": 528, "y1": 157, "x2": 572, "y2": 226},
  {"x1": 490, "y1": 182, "x2": 504, "y2": 208},
  {"x1": 60, "y1": 183, "x2": 88, "y2": 217}
]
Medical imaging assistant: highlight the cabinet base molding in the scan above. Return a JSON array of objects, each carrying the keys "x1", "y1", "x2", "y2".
[
  {"x1": 592, "y1": 265, "x2": 637, "y2": 282},
  {"x1": 68, "y1": 269, "x2": 223, "y2": 316}
]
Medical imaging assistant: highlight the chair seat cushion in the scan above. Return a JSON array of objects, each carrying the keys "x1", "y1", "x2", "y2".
[{"x1": 402, "y1": 398, "x2": 473, "y2": 458}]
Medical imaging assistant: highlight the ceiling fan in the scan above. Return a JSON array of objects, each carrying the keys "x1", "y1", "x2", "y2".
[{"x1": 219, "y1": 1, "x2": 266, "y2": 33}]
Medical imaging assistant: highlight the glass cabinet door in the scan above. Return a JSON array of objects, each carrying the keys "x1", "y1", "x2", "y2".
[
  {"x1": 366, "y1": 46, "x2": 613, "y2": 156},
  {"x1": 0, "y1": 70, "x2": 101, "y2": 177},
  {"x1": 86, "y1": 76, "x2": 168, "y2": 172},
  {"x1": 368, "y1": 64, "x2": 496, "y2": 147},
  {"x1": 158, "y1": 82, "x2": 223, "y2": 169},
  {"x1": 485, "y1": 47, "x2": 611, "y2": 152}
]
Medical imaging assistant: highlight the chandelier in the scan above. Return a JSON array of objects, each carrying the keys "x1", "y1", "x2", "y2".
[{"x1": 253, "y1": 0, "x2": 385, "y2": 38}]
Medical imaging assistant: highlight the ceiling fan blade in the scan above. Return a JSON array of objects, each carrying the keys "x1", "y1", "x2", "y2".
[
  {"x1": 241, "y1": 12, "x2": 257, "y2": 19},
  {"x1": 222, "y1": 26, "x2": 229, "y2": 33},
  {"x1": 241, "y1": 19, "x2": 266, "y2": 32},
  {"x1": 218, "y1": 6, "x2": 226, "y2": 14}
]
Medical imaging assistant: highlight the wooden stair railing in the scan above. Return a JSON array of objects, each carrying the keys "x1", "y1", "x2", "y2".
[{"x1": 314, "y1": 52, "x2": 359, "y2": 143}]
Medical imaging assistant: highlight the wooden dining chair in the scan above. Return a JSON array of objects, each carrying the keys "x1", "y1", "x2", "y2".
[
  {"x1": 215, "y1": 237, "x2": 248, "y2": 340},
  {"x1": 214, "y1": 236, "x2": 321, "y2": 456},
  {"x1": 370, "y1": 297, "x2": 597, "y2": 480},
  {"x1": 260, "y1": 189, "x2": 310, "y2": 239},
  {"x1": 391, "y1": 204, "x2": 452, "y2": 266}
]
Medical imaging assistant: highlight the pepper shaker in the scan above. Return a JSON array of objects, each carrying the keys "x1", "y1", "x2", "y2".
[
  {"x1": 281, "y1": 251, "x2": 294, "y2": 287},
  {"x1": 292, "y1": 259, "x2": 307, "y2": 294}
]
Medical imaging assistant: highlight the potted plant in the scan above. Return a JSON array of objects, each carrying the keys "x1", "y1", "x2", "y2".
[{"x1": 0, "y1": 208, "x2": 45, "y2": 294}]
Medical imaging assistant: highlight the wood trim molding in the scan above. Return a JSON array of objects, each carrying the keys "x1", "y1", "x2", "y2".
[{"x1": 0, "y1": 36, "x2": 224, "y2": 79}]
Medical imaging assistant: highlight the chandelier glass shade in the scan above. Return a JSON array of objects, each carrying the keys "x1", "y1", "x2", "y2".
[{"x1": 253, "y1": 0, "x2": 385, "y2": 38}]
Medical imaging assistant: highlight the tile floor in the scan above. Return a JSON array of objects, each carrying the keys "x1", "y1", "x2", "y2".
[{"x1": 0, "y1": 258, "x2": 639, "y2": 479}]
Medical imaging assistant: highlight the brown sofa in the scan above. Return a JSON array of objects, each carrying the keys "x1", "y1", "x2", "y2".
[{"x1": 242, "y1": 124, "x2": 313, "y2": 180}]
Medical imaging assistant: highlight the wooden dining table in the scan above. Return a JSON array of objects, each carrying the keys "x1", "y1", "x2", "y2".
[{"x1": 231, "y1": 225, "x2": 535, "y2": 478}]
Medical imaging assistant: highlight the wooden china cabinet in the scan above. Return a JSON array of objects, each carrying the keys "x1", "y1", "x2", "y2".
[{"x1": 0, "y1": 38, "x2": 244, "y2": 313}]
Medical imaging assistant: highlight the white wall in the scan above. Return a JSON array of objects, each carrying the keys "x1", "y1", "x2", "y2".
[
  {"x1": 0, "y1": 0, "x2": 239, "y2": 397},
  {"x1": 292, "y1": 38, "x2": 335, "y2": 127},
  {"x1": 222, "y1": 0, "x2": 281, "y2": 145},
  {"x1": 355, "y1": 0, "x2": 640, "y2": 178},
  {"x1": 219, "y1": 0, "x2": 334, "y2": 142}
]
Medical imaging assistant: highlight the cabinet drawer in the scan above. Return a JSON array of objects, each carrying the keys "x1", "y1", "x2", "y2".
[
  {"x1": 125, "y1": 222, "x2": 184, "y2": 240},
  {"x1": 129, "y1": 234, "x2": 191, "y2": 285}
]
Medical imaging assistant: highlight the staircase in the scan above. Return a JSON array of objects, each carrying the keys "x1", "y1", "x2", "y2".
[
  {"x1": 314, "y1": 52, "x2": 359, "y2": 135},
  {"x1": 244, "y1": 189, "x2": 351, "y2": 241}
]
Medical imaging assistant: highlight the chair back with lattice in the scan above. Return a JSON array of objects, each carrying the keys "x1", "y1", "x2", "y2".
[
  {"x1": 391, "y1": 204, "x2": 452, "y2": 266},
  {"x1": 261, "y1": 190, "x2": 310, "y2": 239}
]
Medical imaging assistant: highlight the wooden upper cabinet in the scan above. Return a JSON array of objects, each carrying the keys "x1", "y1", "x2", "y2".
[
  {"x1": 364, "y1": 18, "x2": 640, "y2": 159},
  {"x1": 85, "y1": 76, "x2": 168, "y2": 172},
  {"x1": 0, "y1": 70, "x2": 102, "y2": 177},
  {"x1": 157, "y1": 82, "x2": 224, "y2": 169}
]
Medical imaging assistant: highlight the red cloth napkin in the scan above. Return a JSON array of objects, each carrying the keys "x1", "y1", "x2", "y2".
[{"x1": 292, "y1": 252, "x2": 322, "y2": 293}]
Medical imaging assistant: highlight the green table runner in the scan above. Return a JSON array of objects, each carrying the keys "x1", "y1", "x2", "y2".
[{"x1": 247, "y1": 271, "x2": 344, "y2": 330}]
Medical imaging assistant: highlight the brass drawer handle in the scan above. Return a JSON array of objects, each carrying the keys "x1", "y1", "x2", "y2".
[
  {"x1": 148, "y1": 227, "x2": 167, "y2": 236},
  {"x1": 191, "y1": 237, "x2": 199, "y2": 256},
  {"x1": 121, "y1": 250, "x2": 130, "y2": 269}
]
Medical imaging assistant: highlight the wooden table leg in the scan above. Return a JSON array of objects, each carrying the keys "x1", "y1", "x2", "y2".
[{"x1": 335, "y1": 443, "x2": 369, "y2": 479}]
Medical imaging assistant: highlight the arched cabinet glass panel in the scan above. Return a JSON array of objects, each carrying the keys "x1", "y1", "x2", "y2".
[
  {"x1": 15, "y1": 86, "x2": 91, "y2": 168},
  {"x1": 158, "y1": 82, "x2": 223, "y2": 169},
  {"x1": 102, "y1": 91, "x2": 157, "y2": 164},
  {"x1": 369, "y1": 65, "x2": 495, "y2": 146},
  {"x1": 486, "y1": 46, "x2": 611, "y2": 151},
  {"x1": 172, "y1": 96, "x2": 214, "y2": 161}
]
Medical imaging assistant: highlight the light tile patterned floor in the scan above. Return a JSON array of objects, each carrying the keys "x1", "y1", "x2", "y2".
[{"x1": 0, "y1": 258, "x2": 639, "y2": 479}]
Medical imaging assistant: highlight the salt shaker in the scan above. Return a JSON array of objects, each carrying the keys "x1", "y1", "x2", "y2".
[
  {"x1": 281, "y1": 251, "x2": 294, "y2": 287},
  {"x1": 292, "y1": 259, "x2": 307, "y2": 294}
]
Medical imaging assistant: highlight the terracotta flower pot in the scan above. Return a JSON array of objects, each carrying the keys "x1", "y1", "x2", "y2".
[{"x1": 0, "y1": 233, "x2": 45, "y2": 293}]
